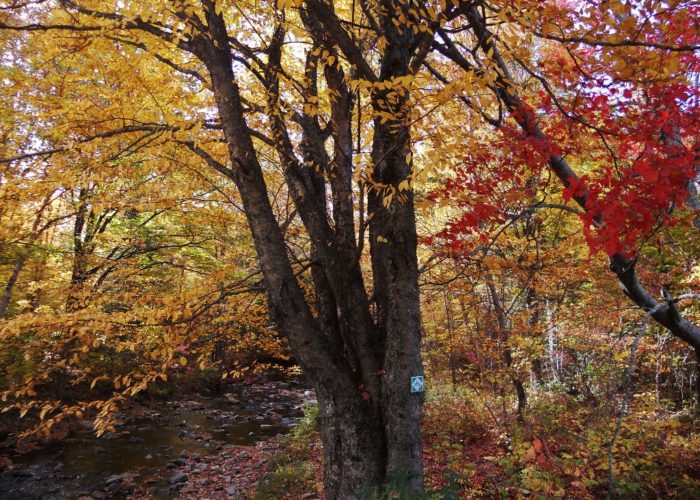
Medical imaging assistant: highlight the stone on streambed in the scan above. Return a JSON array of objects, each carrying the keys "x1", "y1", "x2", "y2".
[
  {"x1": 169, "y1": 483, "x2": 185, "y2": 493},
  {"x1": 10, "y1": 468, "x2": 33, "y2": 478},
  {"x1": 166, "y1": 458, "x2": 186, "y2": 468},
  {"x1": 169, "y1": 471, "x2": 188, "y2": 484},
  {"x1": 107, "y1": 482, "x2": 135, "y2": 495},
  {"x1": 105, "y1": 473, "x2": 130, "y2": 486}
]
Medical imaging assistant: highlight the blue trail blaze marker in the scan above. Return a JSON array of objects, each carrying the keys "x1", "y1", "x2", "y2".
[{"x1": 410, "y1": 376, "x2": 424, "y2": 393}]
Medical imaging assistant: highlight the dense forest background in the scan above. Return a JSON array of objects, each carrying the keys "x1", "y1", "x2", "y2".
[{"x1": 0, "y1": 0, "x2": 699, "y2": 498}]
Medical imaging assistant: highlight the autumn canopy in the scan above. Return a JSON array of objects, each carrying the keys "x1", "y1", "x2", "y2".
[{"x1": 0, "y1": 0, "x2": 698, "y2": 498}]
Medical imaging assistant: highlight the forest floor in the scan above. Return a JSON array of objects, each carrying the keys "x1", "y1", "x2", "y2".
[
  {"x1": 127, "y1": 436, "x2": 324, "y2": 500},
  {"x1": 2, "y1": 378, "x2": 700, "y2": 499}
]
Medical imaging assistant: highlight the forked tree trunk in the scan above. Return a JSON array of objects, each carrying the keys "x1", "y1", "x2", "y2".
[{"x1": 188, "y1": 2, "x2": 426, "y2": 497}]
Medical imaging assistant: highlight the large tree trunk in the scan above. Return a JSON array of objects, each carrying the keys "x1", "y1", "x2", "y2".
[
  {"x1": 190, "y1": 2, "x2": 426, "y2": 497},
  {"x1": 367, "y1": 3, "x2": 424, "y2": 490},
  {"x1": 316, "y1": 386, "x2": 386, "y2": 497}
]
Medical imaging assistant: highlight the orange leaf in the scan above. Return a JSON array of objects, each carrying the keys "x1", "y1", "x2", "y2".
[{"x1": 533, "y1": 437, "x2": 543, "y2": 453}]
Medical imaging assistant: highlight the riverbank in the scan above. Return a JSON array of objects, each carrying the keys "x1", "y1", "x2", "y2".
[
  {"x1": 0, "y1": 376, "x2": 313, "y2": 499},
  {"x1": 129, "y1": 437, "x2": 321, "y2": 499}
]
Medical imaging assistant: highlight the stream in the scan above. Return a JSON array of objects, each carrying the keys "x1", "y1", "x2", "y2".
[{"x1": 0, "y1": 379, "x2": 310, "y2": 499}]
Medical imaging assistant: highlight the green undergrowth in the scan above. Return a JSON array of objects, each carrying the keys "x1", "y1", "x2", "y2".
[{"x1": 254, "y1": 403, "x2": 320, "y2": 499}]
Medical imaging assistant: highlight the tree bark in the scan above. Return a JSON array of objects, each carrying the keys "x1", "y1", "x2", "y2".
[
  {"x1": 191, "y1": 2, "x2": 425, "y2": 495},
  {"x1": 367, "y1": 4, "x2": 424, "y2": 487},
  {"x1": 0, "y1": 254, "x2": 27, "y2": 318},
  {"x1": 444, "y1": 291, "x2": 458, "y2": 389},
  {"x1": 316, "y1": 386, "x2": 386, "y2": 497},
  {"x1": 695, "y1": 348, "x2": 700, "y2": 410},
  {"x1": 0, "y1": 193, "x2": 53, "y2": 318},
  {"x1": 485, "y1": 273, "x2": 527, "y2": 418}
]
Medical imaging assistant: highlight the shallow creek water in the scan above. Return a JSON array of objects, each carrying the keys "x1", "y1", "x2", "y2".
[{"x1": 0, "y1": 380, "x2": 308, "y2": 499}]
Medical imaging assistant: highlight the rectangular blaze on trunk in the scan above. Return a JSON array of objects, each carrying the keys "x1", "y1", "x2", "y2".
[{"x1": 410, "y1": 376, "x2": 424, "y2": 393}]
